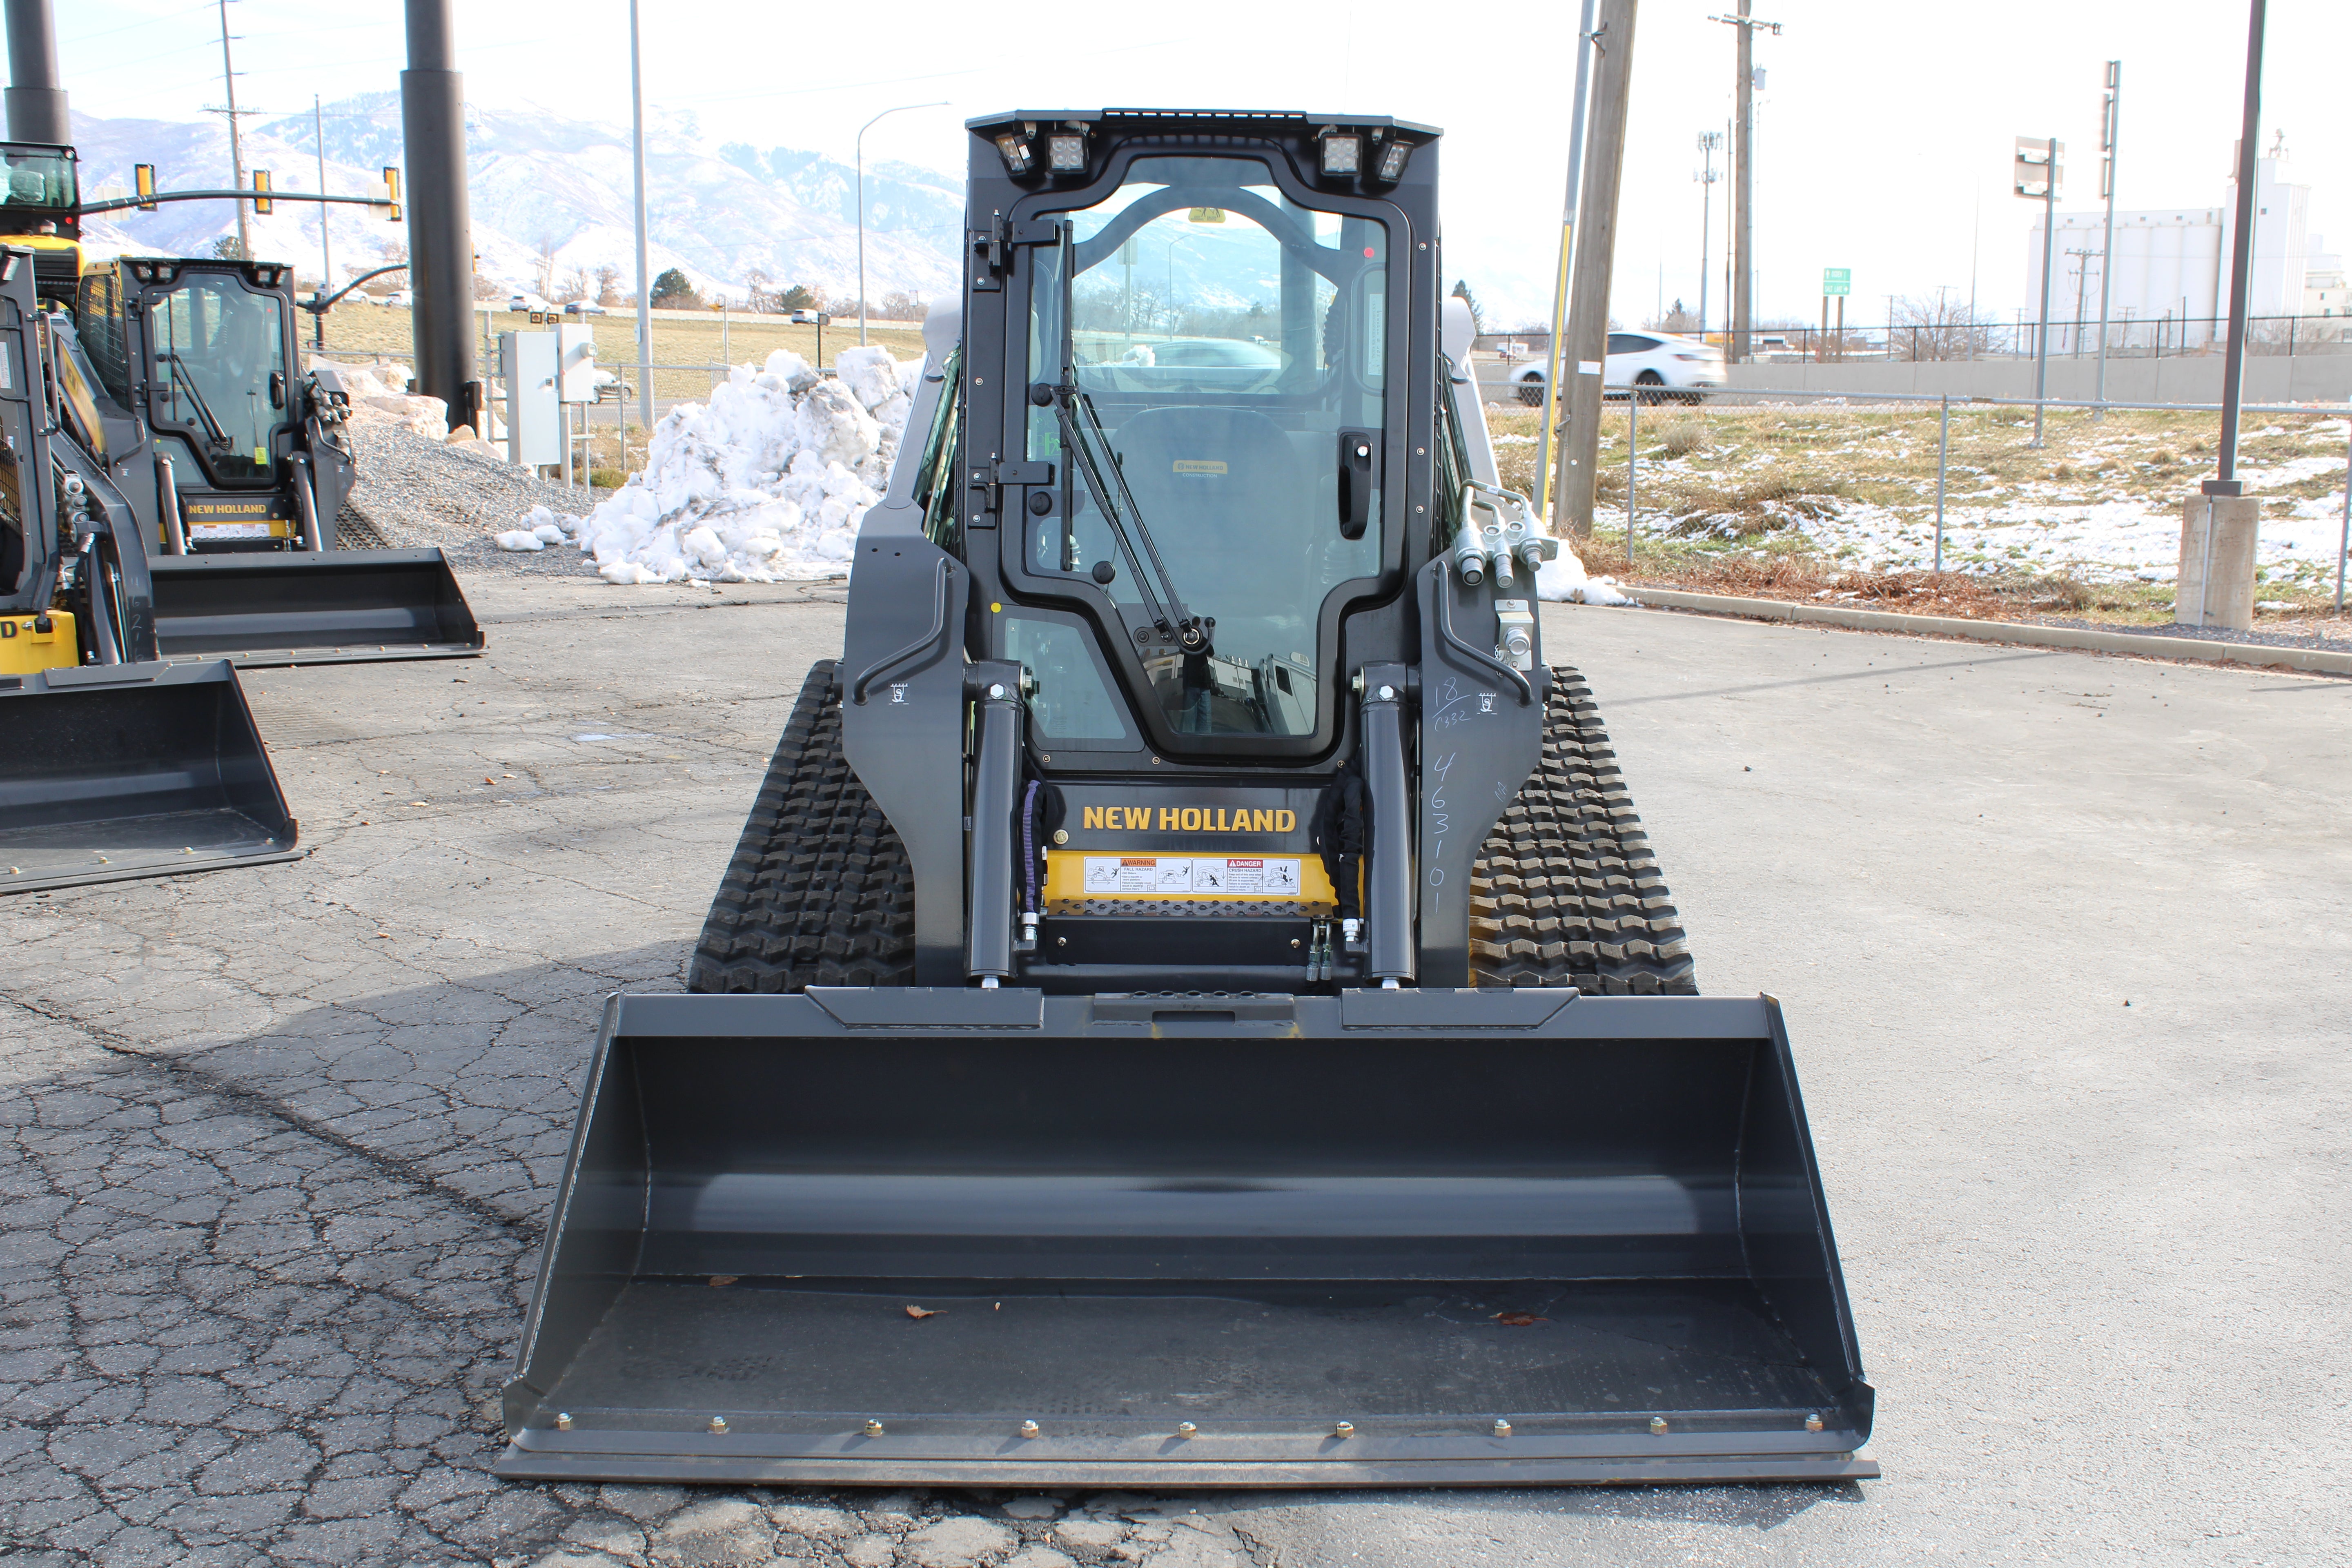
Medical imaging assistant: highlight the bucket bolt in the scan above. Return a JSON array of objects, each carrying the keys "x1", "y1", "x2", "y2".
[
  {"x1": 1492, "y1": 1419, "x2": 1512, "y2": 1438},
  {"x1": 1176, "y1": 1422, "x2": 1198, "y2": 1438},
  {"x1": 864, "y1": 1419, "x2": 885, "y2": 1437},
  {"x1": 553, "y1": 1412, "x2": 573, "y2": 1432},
  {"x1": 1019, "y1": 1420, "x2": 1041, "y2": 1439},
  {"x1": 1649, "y1": 1417, "x2": 1669, "y2": 1435},
  {"x1": 1332, "y1": 1421, "x2": 1355, "y2": 1439},
  {"x1": 708, "y1": 1416, "x2": 729, "y2": 1434},
  {"x1": 1805, "y1": 1413, "x2": 1824, "y2": 1432}
]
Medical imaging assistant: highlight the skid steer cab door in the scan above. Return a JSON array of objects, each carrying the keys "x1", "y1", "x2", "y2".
[
  {"x1": 970, "y1": 125, "x2": 1433, "y2": 765},
  {"x1": 136, "y1": 263, "x2": 304, "y2": 548}
]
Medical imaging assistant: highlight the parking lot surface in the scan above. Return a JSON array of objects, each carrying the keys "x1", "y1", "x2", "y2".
[{"x1": 2, "y1": 572, "x2": 2344, "y2": 1566}]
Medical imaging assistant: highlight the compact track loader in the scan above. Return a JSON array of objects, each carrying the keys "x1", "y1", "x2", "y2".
[
  {"x1": 0, "y1": 245, "x2": 298, "y2": 893},
  {"x1": 499, "y1": 110, "x2": 1873, "y2": 1488},
  {"x1": 0, "y1": 143, "x2": 479, "y2": 666},
  {"x1": 58, "y1": 250, "x2": 481, "y2": 666}
]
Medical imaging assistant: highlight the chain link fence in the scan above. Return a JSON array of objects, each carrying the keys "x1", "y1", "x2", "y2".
[{"x1": 1487, "y1": 388, "x2": 2352, "y2": 609}]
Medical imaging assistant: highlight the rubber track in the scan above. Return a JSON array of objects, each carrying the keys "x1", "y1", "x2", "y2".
[
  {"x1": 1467, "y1": 665, "x2": 1699, "y2": 995},
  {"x1": 686, "y1": 660, "x2": 917, "y2": 993}
]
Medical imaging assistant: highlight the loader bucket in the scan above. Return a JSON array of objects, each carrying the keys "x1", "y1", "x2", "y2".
[
  {"x1": 148, "y1": 548, "x2": 482, "y2": 667},
  {"x1": 0, "y1": 660, "x2": 301, "y2": 894},
  {"x1": 498, "y1": 988, "x2": 1875, "y2": 1488}
]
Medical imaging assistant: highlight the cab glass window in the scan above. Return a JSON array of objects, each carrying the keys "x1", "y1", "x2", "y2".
[{"x1": 147, "y1": 275, "x2": 289, "y2": 480}]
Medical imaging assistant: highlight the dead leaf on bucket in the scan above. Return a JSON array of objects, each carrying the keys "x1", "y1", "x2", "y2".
[
  {"x1": 1493, "y1": 1312, "x2": 1549, "y2": 1327},
  {"x1": 905, "y1": 1305, "x2": 938, "y2": 1320}
]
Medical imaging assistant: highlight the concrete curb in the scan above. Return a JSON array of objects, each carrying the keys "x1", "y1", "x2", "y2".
[{"x1": 1626, "y1": 587, "x2": 2352, "y2": 676}]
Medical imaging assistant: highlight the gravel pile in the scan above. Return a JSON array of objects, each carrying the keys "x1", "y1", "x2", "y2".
[{"x1": 337, "y1": 412, "x2": 604, "y2": 578}]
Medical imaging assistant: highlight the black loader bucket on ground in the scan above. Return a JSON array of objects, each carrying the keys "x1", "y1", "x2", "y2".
[
  {"x1": 0, "y1": 660, "x2": 301, "y2": 894},
  {"x1": 498, "y1": 988, "x2": 1875, "y2": 1488},
  {"x1": 149, "y1": 549, "x2": 482, "y2": 667}
]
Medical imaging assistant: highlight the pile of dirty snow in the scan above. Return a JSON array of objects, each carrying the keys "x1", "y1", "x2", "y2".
[
  {"x1": 500, "y1": 346, "x2": 920, "y2": 584},
  {"x1": 1535, "y1": 545, "x2": 1637, "y2": 606}
]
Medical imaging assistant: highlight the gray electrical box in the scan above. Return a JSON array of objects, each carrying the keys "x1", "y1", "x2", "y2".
[{"x1": 501, "y1": 330, "x2": 561, "y2": 467}]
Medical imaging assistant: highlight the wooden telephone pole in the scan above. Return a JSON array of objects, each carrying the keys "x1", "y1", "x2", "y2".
[
  {"x1": 1711, "y1": 4, "x2": 1780, "y2": 363},
  {"x1": 1553, "y1": 0, "x2": 1639, "y2": 538}
]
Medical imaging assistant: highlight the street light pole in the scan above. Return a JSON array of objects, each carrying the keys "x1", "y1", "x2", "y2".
[
  {"x1": 857, "y1": 100, "x2": 948, "y2": 346},
  {"x1": 628, "y1": 0, "x2": 652, "y2": 437}
]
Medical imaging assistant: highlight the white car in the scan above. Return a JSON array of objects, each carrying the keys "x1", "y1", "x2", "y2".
[
  {"x1": 510, "y1": 292, "x2": 553, "y2": 313},
  {"x1": 1512, "y1": 330, "x2": 1725, "y2": 405},
  {"x1": 376, "y1": 288, "x2": 412, "y2": 307},
  {"x1": 563, "y1": 300, "x2": 610, "y2": 316},
  {"x1": 788, "y1": 308, "x2": 829, "y2": 325}
]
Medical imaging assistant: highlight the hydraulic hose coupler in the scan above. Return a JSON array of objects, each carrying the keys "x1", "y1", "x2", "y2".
[{"x1": 1450, "y1": 526, "x2": 1487, "y2": 587}]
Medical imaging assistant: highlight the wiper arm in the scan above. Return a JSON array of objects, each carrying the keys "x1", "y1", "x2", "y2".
[
  {"x1": 1050, "y1": 221, "x2": 1210, "y2": 654},
  {"x1": 161, "y1": 352, "x2": 232, "y2": 451},
  {"x1": 1051, "y1": 388, "x2": 1210, "y2": 653}
]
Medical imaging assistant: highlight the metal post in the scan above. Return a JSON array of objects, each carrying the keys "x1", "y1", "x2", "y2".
[
  {"x1": 2, "y1": 0, "x2": 70, "y2": 143},
  {"x1": 1535, "y1": 0, "x2": 1599, "y2": 529},
  {"x1": 216, "y1": 0, "x2": 249, "y2": 259},
  {"x1": 313, "y1": 94, "x2": 333, "y2": 352},
  {"x1": 1933, "y1": 395, "x2": 1949, "y2": 572},
  {"x1": 2033, "y1": 149, "x2": 2056, "y2": 447},
  {"x1": 720, "y1": 299, "x2": 728, "y2": 366},
  {"x1": 2336, "y1": 416, "x2": 2349, "y2": 611},
  {"x1": 401, "y1": 0, "x2": 478, "y2": 421},
  {"x1": 2209, "y1": 0, "x2": 2265, "y2": 497},
  {"x1": 2094, "y1": 61, "x2": 2121, "y2": 419},
  {"x1": 1556, "y1": 0, "x2": 1640, "y2": 538},
  {"x1": 1626, "y1": 385, "x2": 1637, "y2": 561},
  {"x1": 628, "y1": 0, "x2": 653, "y2": 439},
  {"x1": 1694, "y1": 131, "x2": 1719, "y2": 336}
]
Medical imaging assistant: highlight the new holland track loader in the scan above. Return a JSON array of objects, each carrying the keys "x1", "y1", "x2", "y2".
[
  {"x1": 2, "y1": 140, "x2": 481, "y2": 668},
  {"x1": 0, "y1": 245, "x2": 298, "y2": 894},
  {"x1": 499, "y1": 110, "x2": 1875, "y2": 1489}
]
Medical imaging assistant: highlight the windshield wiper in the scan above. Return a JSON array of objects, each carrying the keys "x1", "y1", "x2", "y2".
[
  {"x1": 1046, "y1": 222, "x2": 1211, "y2": 655},
  {"x1": 160, "y1": 351, "x2": 232, "y2": 452}
]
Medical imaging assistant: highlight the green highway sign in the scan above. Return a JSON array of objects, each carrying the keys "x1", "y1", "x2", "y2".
[{"x1": 1822, "y1": 268, "x2": 1851, "y2": 296}]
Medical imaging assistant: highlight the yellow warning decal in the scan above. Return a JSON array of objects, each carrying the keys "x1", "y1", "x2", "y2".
[{"x1": 1045, "y1": 851, "x2": 1335, "y2": 913}]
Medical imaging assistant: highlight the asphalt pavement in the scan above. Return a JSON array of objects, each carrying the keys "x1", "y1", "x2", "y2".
[{"x1": 2, "y1": 572, "x2": 2344, "y2": 1566}]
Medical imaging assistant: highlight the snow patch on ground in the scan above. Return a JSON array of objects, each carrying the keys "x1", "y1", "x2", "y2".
[
  {"x1": 1534, "y1": 539, "x2": 1637, "y2": 606},
  {"x1": 509, "y1": 345, "x2": 920, "y2": 584}
]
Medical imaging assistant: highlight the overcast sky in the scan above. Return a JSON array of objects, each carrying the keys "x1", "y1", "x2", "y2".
[{"x1": 56, "y1": 0, "x2": 2351, "y2": 327}]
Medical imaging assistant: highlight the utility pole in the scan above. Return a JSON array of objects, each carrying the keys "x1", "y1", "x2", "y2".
[
  {"x1": 1711, "y1": 4, "x2": 1780, "y2": 363},
  {"x1": 628, "y1": 0, "x2": 652, "y2": 438},
  {"x1": 216, "y1": 0, "x2": 249, "y2": 258},
  {"x1": 2209, "y1": 0, "x2": 2265, "y2": 497},
  {"x1": 1555, "y1": 0, "x2": 1638, "y2": 539},
  {"x1": 2, "y1": 0, "x2": 71, "y2": 144},
  {"x1": 1534, "y1": 0, "x2": 1598, "y2": 530},
  {"x1": 2094, "y1": 61, "x2": 2121, "y2": 414},
  {"x1": 2065, "y1": 245, "x2": 2098, "y2": 356},
  {"x1": 1695, "y1": 130, "x2": 1720, "y2": 336}
]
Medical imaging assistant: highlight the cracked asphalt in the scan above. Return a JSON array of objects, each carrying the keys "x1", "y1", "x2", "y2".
[{"x1": 3, "y1": 572, "x2": 2346, "y2": 1566}]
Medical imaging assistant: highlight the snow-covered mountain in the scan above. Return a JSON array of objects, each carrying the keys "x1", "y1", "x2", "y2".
[{"x1": 69, "y1": 94, "x2": 964, "y2": 306}]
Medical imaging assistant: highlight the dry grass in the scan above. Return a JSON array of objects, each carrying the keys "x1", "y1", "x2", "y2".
[{"x1": 305, "y1": 303, "x2": 926, "y2": 406}]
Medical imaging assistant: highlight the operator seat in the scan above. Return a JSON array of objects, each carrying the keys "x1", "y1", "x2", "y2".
[{"x1": 1111, "y1": 405, "x2": 1312, "y2": 621}]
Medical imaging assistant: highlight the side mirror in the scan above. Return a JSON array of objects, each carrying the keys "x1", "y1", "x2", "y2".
[{"x1": 268, "y1": 370, "x2": 286, "y2": 409}]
